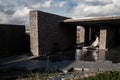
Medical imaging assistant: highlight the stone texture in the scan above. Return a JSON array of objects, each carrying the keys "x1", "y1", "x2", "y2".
[
  {"x1": 30, "y1": 11, "x2": 39, "y2": 56},
  {"x1": 99, "y1": 27, "x2": 107, "y2": 49},
  {"x1": 99, "y1": 26, "x2": 116, "y2": 49}
]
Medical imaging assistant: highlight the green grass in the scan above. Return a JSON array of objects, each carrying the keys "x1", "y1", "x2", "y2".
[
  {"x1": 17, "y1": 72, "x2": 60, "y2": 80},
  {"x1": 75, "y1": 70, "x2": 120, "y2": 80},
  {"x1": 16, "y1": 70, "x2": 120, "y2": 80}
]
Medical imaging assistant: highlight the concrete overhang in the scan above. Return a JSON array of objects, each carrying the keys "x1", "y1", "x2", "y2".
[{"x1": 62, "y1": 16, "x2": 120, "y2": 27}]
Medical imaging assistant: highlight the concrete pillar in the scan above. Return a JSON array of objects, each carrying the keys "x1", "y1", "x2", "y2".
[
  {"x1": 99, "y1": 27, "x2": 107, "y2": 49},
  {"x1": 77, "y1": 26, "x2": 85, "y2": 43},
  {"x1": 30, "y1": 11, "x2": 39, "y2": 56}
]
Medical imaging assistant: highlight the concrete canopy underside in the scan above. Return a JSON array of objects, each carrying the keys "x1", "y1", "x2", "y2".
[
  {"x1": 63, "y1": 16, "x2": 120, "y2": 26},
  {"x1": 63, "y1": 16, "x2": 120, "y2": 50}
]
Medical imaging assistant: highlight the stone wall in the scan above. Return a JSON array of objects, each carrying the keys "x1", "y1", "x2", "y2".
[
  {"x1": 0, "y1": 24, "x2": 27, "y2": 56},
  {"x1": 30, "y1": 11, "x2": 76, "y2": 56}
]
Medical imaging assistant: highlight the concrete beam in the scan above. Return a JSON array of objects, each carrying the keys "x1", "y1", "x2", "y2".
[{"x1": 63, "y1": 16, "x2": 120, "y2": 23}]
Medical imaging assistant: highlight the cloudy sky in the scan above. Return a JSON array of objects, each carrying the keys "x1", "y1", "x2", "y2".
[{"x1": 0, "y1": 0, "x2": 120, "y2": 25}]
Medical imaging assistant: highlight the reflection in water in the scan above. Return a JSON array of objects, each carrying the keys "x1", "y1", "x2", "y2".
[
  {"x1": 75, "y1": 49, "x2": 82, "y2": 60},
  {"x1": 91, "y1": 50, "x2": 98, "y2": 60},
  {"x1": 75, "y1": 49, "x2": 106, "y2": 61}
]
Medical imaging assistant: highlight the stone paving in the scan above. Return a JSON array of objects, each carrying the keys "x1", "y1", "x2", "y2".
[
  {"x1": 0, "y1": 56, "x2": 120, "y2": 80},
  {"x1": 0, "y1": 49, "x2": 120, "y2": 79},
  {"x1": 59, "y1": 60, "x2": 120, "y2": 73},
  {"x1": 0, "y1": 59, "x2": 120, "y2": 73},
  {"x1": 0, "y1": 49, "x2": 120, "y2": 74}
]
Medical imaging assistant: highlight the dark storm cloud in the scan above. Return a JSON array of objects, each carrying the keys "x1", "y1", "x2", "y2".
[
  {"x1": 4, "y1": 9, "x2": 15, "y2": 15},
  {"x1": 0, "y1": 4, "x2": 5, "y2": 12},
  {"x1": 9, "y1": 18, "x2": 26, "y2": 25},
  {"x1": 0, "y1": 18, "x2": 2, "y2": 22},
  {"x1": 0, "y1": 2, "x2": 15, "y2": 15},
  {"x1": 17, "y1": 1, "x2": 29, "y2": 7}
]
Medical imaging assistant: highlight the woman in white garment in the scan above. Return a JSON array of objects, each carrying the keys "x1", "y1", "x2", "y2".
[{"x1": 91, "y1": 35, "x2": 99, "y2": 47}]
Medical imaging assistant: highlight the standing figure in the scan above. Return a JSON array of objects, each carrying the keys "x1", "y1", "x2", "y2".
[{"x1": 91, "y1": 35, "x2": 99, "y2": 47}]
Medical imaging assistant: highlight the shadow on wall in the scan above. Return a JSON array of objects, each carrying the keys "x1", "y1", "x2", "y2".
[
  {"x1": 24, "y1": 33, "x2": 31, "y2": 54},
  {"x1": 105, "y1": 47, "x2": 120, "y2": 63},
  {"x1": 0, "y1": 24, "x2": 31, "y2": 57}
]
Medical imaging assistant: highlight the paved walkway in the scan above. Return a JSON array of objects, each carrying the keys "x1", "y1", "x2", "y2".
[{"x1": 61, "y1": 60, "x2": 120, "y2": 73}]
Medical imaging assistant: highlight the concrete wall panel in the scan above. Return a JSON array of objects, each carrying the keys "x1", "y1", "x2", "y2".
[{"x1": 30, "y1": 11, "x2": 76, "y2": 56}]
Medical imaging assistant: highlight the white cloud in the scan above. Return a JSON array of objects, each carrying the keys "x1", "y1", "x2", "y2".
[
  {"x1": 13, "y1": 7, "x2": 30, "y2": 18},
  {"x1": 0, "y1": 5, "x2": 31, "y2": 25},
  {"x1": 1, "y1": 0, "x2": 120, "y2": 25},
  {"x1": 59, "y1": 1, "x2": 66, "y2": 7},
  {"x1": 10, "y1": 7, "x2": 31, "y2": 25},
  {"x1": 72, "y1": 0, "x2": 120, "y2": 17},
  {"x1": 43, "y1": 0, "x2": 53, "y2": 7},
  {"x1": 31, "y1": 0, "x2": 53, "y2": 8},
  {"x1": 0, "y1": 0, "x2": 54, "y2": 24}
]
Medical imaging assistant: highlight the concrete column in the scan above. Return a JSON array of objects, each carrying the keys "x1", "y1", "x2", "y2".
[
  {"x1": 77, "y1": 26, "x2": 85, "y2": 43},
  {"x1": 30, "y1": 11, "x2": 39, "y2": 56},
  {"x1": 99, "y1": 27, "x2": 107, "y2": 49}
]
